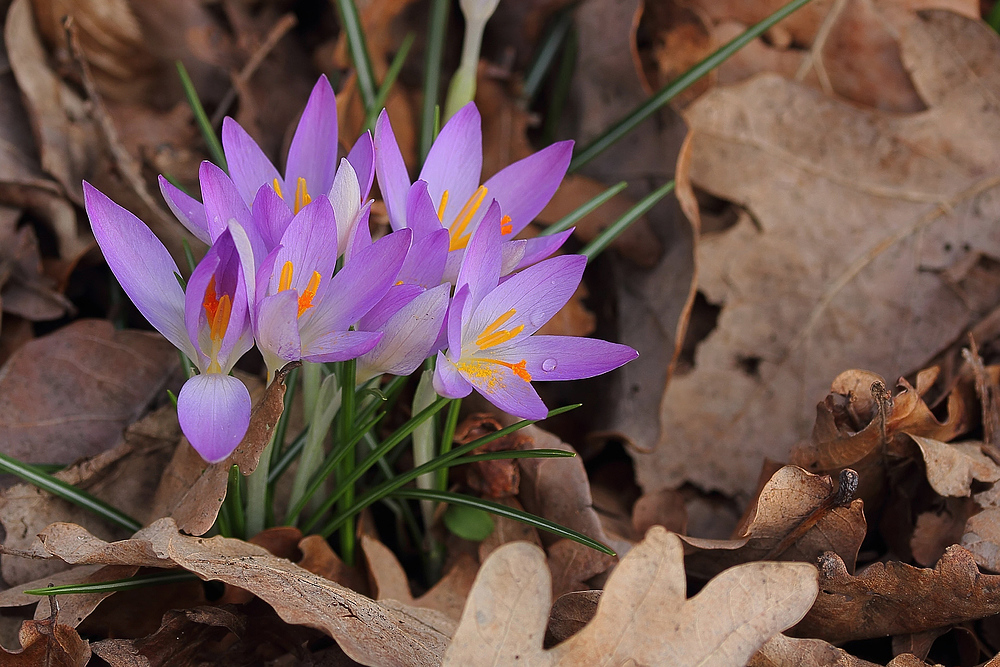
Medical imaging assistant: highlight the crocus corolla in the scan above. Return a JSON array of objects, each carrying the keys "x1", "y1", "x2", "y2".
[
  {"x1": 374, "y1": 102, "x2": 574, "y2": 278},
  {"x1": 433, "y1": 203, "x2": 638, "y2": 420},
  {"x1": 84, "y1": 183, "x2": 253, "y2": 463}
]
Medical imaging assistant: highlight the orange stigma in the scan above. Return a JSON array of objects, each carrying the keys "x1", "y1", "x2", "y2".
[
  {"x1": 500, "y1": 215, "x2": 513, "y2": 236},
  {"x1": 278, "y1": 261, "x2": 321, "y2": 317},
  {"x1": 202, "y1": 276, "x2": 232, "y2": 373},
  {"x1": 457, "y1": 358, "x2": 533, "y2": 387}
]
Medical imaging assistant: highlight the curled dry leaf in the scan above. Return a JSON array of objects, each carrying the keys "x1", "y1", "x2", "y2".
[
  {"x1": 748, "y1": 633, "x2": 882, "y2": 667},
  {"x1": 635, "y1": 10, "x2": 1000, "y2": 496},
  {"x1": 796, "y1": 546, "x2": 1000, "y2": 643},
  {"x1": 0, "y1": 614, "x2": 90, "y2": 666},
  {"x1": 911, "y1": 498, "x2": 977, "y2": 567},
  {"x1": 681, "y1": 465, "x2": 865, "y2": 579},
  {"x1": 910, "y1": 435, "x2": 1000, "y2": 497},
  {"x1": 443, "y1": 526, "x2": 818, "y2": 666},
  {"x1": 544, "y1": 590, "x2": 602, "y2": 648}
]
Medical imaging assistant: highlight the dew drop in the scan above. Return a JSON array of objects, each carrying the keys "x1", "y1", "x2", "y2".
[
  {"x1": 542, "y1": 358, "x2": 557, "y2": 372},
  {"x1": 529, "y1": 311, "x2": 547, "y2": 327}
]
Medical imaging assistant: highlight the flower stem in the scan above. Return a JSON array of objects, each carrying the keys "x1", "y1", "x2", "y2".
[
  {"x1": 420, "y1": 0, "x2": 450, "y2": 164},
  {"x1": 244, "y1": 426, "x2": 278, "y2": 538},
  {"x1": 337, "y1": 358, "x2": 358, "y2": 564},
  {"x1": 288, "y1": 372, "x2": 341, "y2": 519},
  {"x1": 412, "y1": 370, "x2": 439, "y2": 529}
]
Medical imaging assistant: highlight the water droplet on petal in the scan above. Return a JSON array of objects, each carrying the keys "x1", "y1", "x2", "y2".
[
  {"x1": 529, "y1": 311, "x2": 547, "y2": 327},
  {"x1": 542, "y1": 358, "x2": 557, "y2": 372}
]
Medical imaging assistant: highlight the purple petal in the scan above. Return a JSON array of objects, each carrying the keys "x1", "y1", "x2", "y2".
[
  {"x1": 301, "y1": 228, "x2": 411, "y2": 339},
  {"x1": 200, "y1": 161, "x2": 266, "y2": 263},
  {"x1": 468, "y1": 254, "x2": 586, "y2": 342},
  {"x1": 356, "y1": 284, "x2": 450, "y2": 380},
  {"x1": 456, "y1": 200, "x2": 502, "y2": 312},
  {"x1": 177, "y1": 373, "x2": 251, "y2": 463},
  {"x1": 302, "y1": 330, "x2": 383, "y2": 363},
  {"x1": 514, "y1": 229, "x2": 573, "y2": 271},
  {"x1": 418, "y1": 103, "x2": 482, "y2": 226},
  {"x1": 500, "y1": 239, "x2": 527, "y2": 276},
  {"x1": 374, "y1": 109, "x2": 411, "y2": 231},
  {"x1": 495, "y1": 335, "x2": 638, "y2": 381},
  {"x1": 458, "y1": 356, "x2": 549, "y2": 420},
  {"x1": 158, "y1": 175, "x2": 210, "y2": 244},
  {"x1": 347, "y1": 130, "x2": 375, "y2": 199},
  {"x1": 433, "y1": 352, "x2": 473, "y2": 399},
  {"x1": 252, "y1": 184, "x2": 294, "y2": 251},
  {"x1": 447, "y1": 285, "x2": 471, "y2": 360},
  {"x1": 256, "y1": 290, "x2": 302, "y2": 372},
  {"x1": 358, "y1": 283, "x2": 425, "y2": 332},
  {"x1": 83, "y1": 182, "x2": 195, "y2": 361},
  {"x1": 269, "y1": 197, "x2": 339, "y2": 296},
  {"x1": 482, "y1": 141, "x2": 572, "y2": 236},
  {"x1": 406, "y1": 180, "x2": 447, "y2": 238},
  {"x1": 222, "y1": 117, "x2": 282, "y2": 207},
  {"x1": 399, "y1": 229, "x2": 449, "y2": 288},
  {"x1": 183, "y1": 238, "x2": 221, "y2": 370},
  {"x1": 285, "y1": 75, "x2": 339, "y2": 197},
  {"x1": 345, "y1": 203, "x2": 373, "y2": 262}
]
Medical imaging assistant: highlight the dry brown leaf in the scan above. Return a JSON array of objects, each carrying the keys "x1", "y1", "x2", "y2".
[
  {"x1": 0, "y1": 613, "x2": 90, "y2": 666},
  {"x1": 911, "y1": 499, "x2": 976, "y2": 567},
  {"x1": 545, "y1": 538, "x2": 616, "y2": 598},
  {"x1": 636, "y1": 11, "x2": 1000, "y2": 496},
  {"x1": 796, "y1": 545, "x2": 1000, "y2": 643},
  {"x1": 632, "y1": 487, "x2": 688, "y2": 537},
  {"x1": 478, "y1": 496, "x2": 542, "y2": 561},
  {"x1": 748, "y1": 633, "x2": 882, "y2": 667},
  {"x1": 911, "y1": 436, "x2": 1000, "y2": 497},
  {"x1": 544, "y1": 590, "x2": 602, "y2": 647},
  {"x1": 681, "y1": 465, "x2": 866, "y2": 579},
  {"x1": 443, "y1": 526, "x2": 817, "y2": 666}
]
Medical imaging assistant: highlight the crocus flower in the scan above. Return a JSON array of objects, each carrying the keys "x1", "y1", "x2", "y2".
[
  {"x1": 236, "y1": 194, "x2": 412, "y2": 379},
  {"x1": 433, "y1": 202, "x2": 638, "y2": 420},
  {"x1": 374, "y1": 103, "x2": 574, "y2": 278},
  {"x1": 159, "y1": 75, "x2": 373, "y2": 257},
  {"x1": 84, "y1": 183, "x2": 253, "y2": 463}
]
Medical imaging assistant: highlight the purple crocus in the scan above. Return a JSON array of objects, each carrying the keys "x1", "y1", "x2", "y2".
[
  {"x1": 433, "y1": 203, "x2": 637, "y2": 420},
  {"x1": 84, "y1": 183, "x2": 253, "y2": 463},
  {"x1": 374, "y1": 103, "x2": 574, "y2": 278},
  {"x1": 235, "y1": 194, "x2": 412, "y2": 379},
  {"x1": 159, "y1": 75, "x2": 374, "y2": 258}
]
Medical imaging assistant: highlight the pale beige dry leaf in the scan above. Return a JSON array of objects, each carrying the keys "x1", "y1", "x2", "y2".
[
  {"x1": 166, "y1": 528, "x2": 453, "y2": 667},
  {"x1": 635, "y1": 11, "x2": 1000, "y2": 496},
  {"x1": 910, "y1": 435, "x2": 1000, "y2": 497},
  {"x1": 748, "y1": 633, "x2": 882, "y2": 666},
  {"x1": 681, "y1": 466, "x2": 866, "y2": 579},
  {"x1": 960, "y1": 482, "x2": 1000, "y2": 570},
  {"x1": 0, "y1": 614, "x2": 90, "y2": 666},
  {"x1": 443, "y1": 526, "x2": 818, "y2": 666}
]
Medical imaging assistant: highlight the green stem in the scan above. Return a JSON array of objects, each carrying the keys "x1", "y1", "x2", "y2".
[
  {"x1": 364, "y1": 33, "x2": 415, "y2": 132},
  {"x1": 334, "y1": 0, "x2": 377, "y2": 112},
  {"x1": 245, "y1": 427, "x2": 278, "y2": 538},
  {"x1": 175, "y1": 61, "x2": 227, "y2": 170},
  {"x1": 540, "y1": 180, "x2": 627, "y2": 237},
  {"x1": 288, "y1": 373, "x2": 341, "y2": 520},
  {"x1": 420, "y1": 0, "x2": 451, "y2": 164},
  {"x1": 338, "y1": 359, "x2": 358, "y2": 564},
  {"x1": 436, "y1": 398, "x2": 461, "y2": 490}
]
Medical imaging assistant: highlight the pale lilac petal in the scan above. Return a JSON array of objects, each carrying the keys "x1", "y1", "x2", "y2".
[
  {"x1": 158, "y1": 176, "x2": 210, "y2": 244},
  {"x1": 83, "y1": 182, "x2": 195, "y2": 361},
  {"x1": 177, "y1": 373, "x2": 251, "y2": 463},
  {"x1": 468, "y1": 254, "x2": 585, "y2": 342},
  {"x1": 456, "y1": 200, "x2": 501, "y2": 312},
  {"x1": 252, "y1": 184, "x2": 294, "y2": 251},
  {"x1": 213, "y1": 237, "x2": 253, "y2": 372},
  {"x1": 374, "y1": 109, "x2": 411, "y2": 231},
  {"x1": 270, "y1": 197, "x2": 339, "y2": 295},
  {"x1": 493, "y1": 335, "x2": 637, "y2": 381},
  {"x1": 357, "y1": 283, "x2": 450, "y2": 380},
  {"x1": 514, "y1": 229, "x2": 572, "y2": 271},
  {"x1": 447, "y1": 285, "x2": 470, "y2": 360},
  {"x1": 500, "y1": 239, "x2": 527, "y2": 276},
  {"x1": 345, "y1": 203, "x2": 373, "y2": 262},
  {"x1": 329, "y1": 158, "x2": 361, "y2": 253},
  {"x1": 302, "y1": 228, "x2": 410, "y2": 337},
  {"x1": 406, "y1": 180, "x2": 446, "y2": 238},
  {"x1": 453, "y1": 355, "x2": 548, "y2": 420},
  {"x1": 222, "y1": 117, "x2": 282, "y2": 207},
  {"x1": 358, "y1": 283, "x2": 424, "y2": 332},
  {"x1": 285, "y1": 75, "x2": 338, "y2": 196},
  {"x1": 183, "y1": 238, "x2": 222, "y2": 370},
  {"x1": 418, "y1": 103, "x2": 482, "y2": 225},
  {"x1": 398, "y1": 229, "x2": 448, "y2": 288},
  {"x1": 347, "y1": 130, "x2": 375, "y2": 199},
  {"x1": 442, "y1": 250, "x2": 463, "y2": 285},
  {"x1": 302, "y1": 330, "x2": 382, "y2": 363},
  {"x1": 200, "y1": 161, "x2": 266, "y2": 263},
  {"x1": 433, "y1": 352, "x2": 473, "y2": 399},
  {"x1": 482, "y1": 141, "x2": 572, "y2": 236},
  {"x1": 228, "y1": 220, "x2": 259, "y2": 316},
  {"x1": 256, "y1": 290, "x2": 302, "y2": 370}
]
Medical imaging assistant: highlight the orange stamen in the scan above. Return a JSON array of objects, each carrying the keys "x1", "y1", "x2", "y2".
[
  {"x1": 457, "y1": 358, "x2": 532, "y2": 386},
  {"x1": 272, "y1": 178, "x2": 284, "y2": 199},
  {"x1": 294, "y1": 177, "x2": 311, "y2": 214},
  {"x1": 448, "y1": 185, "x2": 488, "y2": 251},
  {"x1": 210, "y1": 294, "x2": 232, "y2": 342},
  {"x1": 437, "y1": 190, "x2": 449, "y2": 221},
  {"x1": 279, "y1": 261, "x2": 294, "y2": 292},
  {"x1": 476, "y1": 309, "x2": 523, "y2": 349},
  {"x1": 203, "y1": 276, "x2": 220, "y2": 324},
  {"x1": 500, "y1": 215, "x2": 513, "y2": 235},
  {"x1": 297, "y1": 271, "x2": 321, "y2": 317}
]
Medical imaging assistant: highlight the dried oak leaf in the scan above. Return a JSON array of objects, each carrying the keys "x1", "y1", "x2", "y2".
[
  {"x1": 795, "y1": 545, "x2": 1000, "y2": 643},
  {"x1": 0, "y1": 614, "x2": 90, "y2": 666},
  {"x1": 442, "y1": 526, "x2": 818, "y2": 666},
  {"x1": 681, "y1": 465, "x2": 866, "y2": 579},
  {"x1": 910, "y1": 435, "x2": 1000, "y2": 497},
  {"x1": 748, "y1": 633, "x2": 883, "y2": 667},
  {"x1": 636, "y1": 10, "x2": 1000, "y2": 497}
]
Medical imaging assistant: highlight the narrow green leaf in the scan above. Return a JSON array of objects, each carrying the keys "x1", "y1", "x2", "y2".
[
  {"x1": 365, "y1": 33, "x2": 415, "y2": 132},
  {"x1": 267, "y1": 428, "x2": 308, "y2": 484},
  {"x1": 25, "y1": 571, "x2": 199, "y2": 596},
  {"x1": 436, "y1": 397, "x2": 462, "y2": 490},
  {"x1": 443, "y1": 504, "x2": 494, "y2": 541},
  {"x1": 176, "y1": 61, "x2": 227, "y2": 170},
  {"x1": 448, "y1": 449, "x2": 574, "y2": 465},
  {"x1": 225, "y1": 464, "x2": 245, "y2": 539},
  {"x1": 522, "y1": 9, "x2": 573, "y2": 103},
  {"x1": 420, "y1": 0, "x2": 451, "y2": 164},
  {"x1": 569, "y1": 0, "x2": 814, "y2": 171},
  {"x1": 334, "y1": 0, "x2": 378, "y2": 112},
  {"x1": 541, "y1": 25, "x2": 578, "y2": 145},
  {"x1": 990, "y1": 2, "x2": 1000, "y2": 32},
  {"x1": 539, "y1": 180, "x2": 627, "y2": 237},
  {"x1": 580, "y1": 180, "x2": 675, "y2": 261},
  {"x1": 0, "y1": 452, "x2": 141, "y2": 533},
  {"x1": 181, "y1": 238, "x2": 197, "y2": 274},
  {"x1": 394, "y1": 489, "x2": 615, "y2": 555}
]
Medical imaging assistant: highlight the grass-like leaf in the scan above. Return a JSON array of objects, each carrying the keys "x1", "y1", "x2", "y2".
[
  {"x1": 569, "y1": 0, "x2": 814, "y2": 171},
  {"x1": 448, "y1": 449, "x2": 574, "y2": 465},
  {"x1": 334, "y1": 0, "x2": 377, "y2": 112},
  {"x1": 364, "y1": 33, "x2": 415, "y2": 132},
  {"x1": 176, "y1": 61, "x2": 227, "y2": 170},
  {"x1": 24, "y1": 571, "x2": 199, "y2": 596},
  {"x1": 522, "y1": 8, "x2": 574, "y2": 103},
  {"x1": 0, "y1": 452, "x2": 141, "y2": 533},
  {"x1": 541, "y1": 26, "x2": 578, "y2": 145},
  {"x1": 580, "y1": 180, "x2": 675, "y2": 261},
  {"x1": 420, "y1": 0, "x2": 451, "y2": 163},
  {"x1": 539, "y1": 180, "x2": 627, "y2": 237},
  {"x1": 393, "y1": 488, "x2": 615, "y2": 555}
]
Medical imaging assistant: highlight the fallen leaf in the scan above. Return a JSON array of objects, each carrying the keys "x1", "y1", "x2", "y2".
[
  {"x1": 911, "y1": 436, "x2": 1000, "y2": 497},
  {"x1": 795, "y1": 545, "x2": 1000, "y2": 643},
  {"x1": 0, "y1": 614, "x2": 90, "y2": 666},
  {"x1": 453, "y1": 414, "x2": 525, "y2": 499},
  {"x1": 636, "y1": 11, "x2": 1000, "y2": 496},
  {"x1": 545, "y1": 538, "x2": 615, "y2": 597},
  {"x1": 478, "y1": 496, "x2": 542, "y2": 560},
  {"x1": 443, "y1": 526, "x2": 817, "y2": 666},
  {"x1": 748, "y1": 633, "x2": 882, "y2": 667},
  {"x1": 911, "y1": 498, "x2": 977, "y2": 567},
  {"x1": 543, "y1": 590, "x2": 601, "y2": 648},
  {"x1": 297, "y1": 534, "x2": 368, "y2": 594},
  {"x1": 631, "y1": 487, "x2": 688, "y2": 537}
]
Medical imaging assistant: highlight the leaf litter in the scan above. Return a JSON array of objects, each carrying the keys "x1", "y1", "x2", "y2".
[{"x1": 6, "y1": 0, "x2": 1000, "y2": 665}]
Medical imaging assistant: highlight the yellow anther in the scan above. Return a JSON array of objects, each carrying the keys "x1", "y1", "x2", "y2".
[
  {"x1": 448, "y1": 185, "x2": 488, "y2": 251},
  {"x1": 272, "y1": 178, "x2": 284, "y2": 199},
  {"x1": 457, "y1": 358, "x2": 532, "y2": 387},
  {"x1": 500, "y1": 215, "x2": 513, "y2": 236},
  {"x1": 437, "y1": 190, "x2": 449, "y2": 221},
  {"x1": 279, "y1": 261, "x2": 294, "y2": 292},
  {"x1": 294, "y1": 177, "x2": 311, "y2": 214},
  {"x1": 211, "y1": 294, "x2": 232, "y2": 342},
  {"x1": 479, "y1": 309, "x2": 515, "y2": 339},
  {"x1": 475, "y1": 309, "x2": 523, "y2": 349},
  {"x1": 297, "y1": 271, "x2": 321, "y2": 317}
]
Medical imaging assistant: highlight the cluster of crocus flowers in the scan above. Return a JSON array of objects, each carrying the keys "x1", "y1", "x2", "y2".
[{"x1": 84, "y1": 75, "x2": 637, "y2": 464}]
